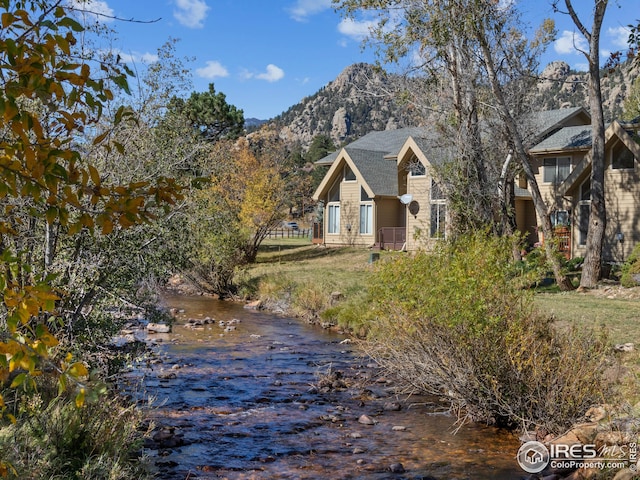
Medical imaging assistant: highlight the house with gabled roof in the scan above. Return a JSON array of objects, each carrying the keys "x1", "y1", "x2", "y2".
[
  {"x1": 312, "y1": 107, "x2": 598, "y2": 253},
  {"x1": 312, "y1": 127, "x2": 448, "y2": 251},
  {"x1": 524, "y1": 117, "x2": 640, "y2": 262}
]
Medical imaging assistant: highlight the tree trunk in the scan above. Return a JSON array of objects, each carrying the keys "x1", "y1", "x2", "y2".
[
  {"x1": 562, "y1": 0, "x2": 608, "y2": 288},
  {"x1": 476, "y1": 28, "x2": 575, "y2": 290}
]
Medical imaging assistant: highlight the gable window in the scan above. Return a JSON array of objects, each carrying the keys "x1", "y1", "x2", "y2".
[
  {"x1": 407, "y1": 155, "x2": 426, "y2": 177},
  {"x1": 328, "y1": 179, "x2": 340, "y2": 202},
  {"x1": 430, "y1": 179, "x2": 446, "y2": 238},
  {"x1": 611, "y1": 140, "x2": 635, "y2": 170},
  {"x1": 543, "y1": 157, "x2": 571, "y2": 184},
  {"x1": 328, "y1": 204, "x2": 340, "y2": 234},
  {"x1": 344, "y1": 165, "x2": 356, "y2": 181}
]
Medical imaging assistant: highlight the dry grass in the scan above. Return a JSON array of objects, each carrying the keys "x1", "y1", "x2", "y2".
[{"x1": 240, "y1": 239, "x2": 399, "y2": 297}]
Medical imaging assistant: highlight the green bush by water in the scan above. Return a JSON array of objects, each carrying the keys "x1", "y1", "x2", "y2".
[{"x1": 357, "y1": 232, "x2": 614, "y2": 433}]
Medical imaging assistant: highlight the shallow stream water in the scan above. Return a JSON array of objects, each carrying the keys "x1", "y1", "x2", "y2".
[{"x1": 128, "y1": 293, "x2": 525, "y2": 479}]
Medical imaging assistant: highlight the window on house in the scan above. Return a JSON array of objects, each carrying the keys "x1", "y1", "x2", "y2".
[
  {"x1": 579, "y1": 204, "x2": 590, "y2": 245},
  {"x1": 344, "y1": 165, "x2": 356, "y2": 181},
  {"x1": 611, "y1": 141, "x2": 636, "y2": 170},
  {"x1": 328, "y1": 204, "x2": 340, "y2": 234},
  {"x1": 430, "y1": 179, "x2": 446, "y2": 238},
  {"x1": 430, "y1": 204, "x2": 446, "y2": 238},
  {"x1": 407, "y1": 155, "x2": 426, "y2": 177},
  {"x1": 550, "y1": 210, "x2": 569, "y2": 227},
  {"x1": 360, "y1": 204, "x2": 373, "y2": 234},
  {"x1": 580, "y1": 178, "x2": 591, "y2": 201},
  {"x1": 543, "y1": 157, "x2": 571, "y2": 184},
  {"x1": 360, "y1": 187, "x2": 372, "y2": 202},
  {"x1": 328, "y1": 179, "x2": 340, "y2": 202}
]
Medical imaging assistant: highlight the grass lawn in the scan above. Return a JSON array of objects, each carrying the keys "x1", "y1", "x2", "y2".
[
  {"x1": 240, "y1": 239, "x2": 401, "y2": 297},
  {"x1": 535, "y1": 291, "x2": 640, "y2": 345},
  {"x1": 250, "y1": 240, "x2": 640, "y2": 344}
]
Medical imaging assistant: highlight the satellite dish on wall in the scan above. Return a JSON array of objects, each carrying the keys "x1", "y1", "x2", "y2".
[{"x1": 398, "y1": 194, "x2": 413, "y2": 205}]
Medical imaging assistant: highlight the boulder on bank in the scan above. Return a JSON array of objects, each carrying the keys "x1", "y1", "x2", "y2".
[{"x1": 147, "y1": 323, "x2": 171, "y2": 334}]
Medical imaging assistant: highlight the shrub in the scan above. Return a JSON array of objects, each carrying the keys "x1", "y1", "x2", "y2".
[
  {"x1": 0, "y1": 386, "x2": 150, "y2": 480},
  {"x1": 255, "y1": 273, "x2": 297, "y2": 311},
  {"x1": 292, "y1": 284, "x2": 331, "y2": 320},
  {"x1": 362, "y1": 232, "x2": 614, "y2": 433},
  {"x1": 620, "y1": 243, "x2": 640, "y2": 287}
]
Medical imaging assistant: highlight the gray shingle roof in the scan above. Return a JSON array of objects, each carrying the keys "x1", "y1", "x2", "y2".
[
  {"x1": 315, "y1": 127, "x2": 433, "y2": 165},
  {"x1": 530, "y1": 125, "x2": 592, "y2": 153},
  {"x1": 344, "y1": 147, "x2": 398, "y2": 196},
  {"x1": 519, "y1": 106, "x2": 588, "y2": 144},
  {"x1": 317, "y1": 127, "x2": 452, "y2": 197}
]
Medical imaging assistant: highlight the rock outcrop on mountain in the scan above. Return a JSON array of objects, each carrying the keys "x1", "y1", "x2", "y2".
[
  {"x1": 272, "y1": 63, "x2": 420, "y2": 149},
  {"x1": 535, "y1": 60, "x2": 637, "y2": 120},
  {"x1": 269, "y1": 61, "x2": 638, "y2": 151}
]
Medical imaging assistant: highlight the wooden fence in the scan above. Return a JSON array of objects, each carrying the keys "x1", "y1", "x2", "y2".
[{"x1": 266, "y1": 228, "x2": 312, "y2": 239}]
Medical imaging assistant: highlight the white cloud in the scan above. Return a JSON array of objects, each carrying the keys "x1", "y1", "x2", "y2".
[
  {"x1": 288, "y1": 0, "x2": 332, "y2": 22},
  {"x1": 173, "y1": 0, "x2": 209, "y2": 29},
  {"x1": 117, "y1": 50, "x2": 159, "y2": 64},
  {"x1": 337, "y1": 18, "x2": 376, "y2": 41},
  {"x1": 554, "y1": 30, "x2": 589, "y2": 55},
  {"x1": 196, "y1": 60, "x2": 229, "y2": 79},
  {"x1": 607, "y1": 26, "x2": 631, "y2": 49},
  {"x1": 256, "y1": 64, "x2": 285, "y2": 82},
  {"x1": 102, "y1": 48, "x2": 158, "y2": 64},
  {"x1": 67, "y1": 0, "x2": 114, "y2": 23}
]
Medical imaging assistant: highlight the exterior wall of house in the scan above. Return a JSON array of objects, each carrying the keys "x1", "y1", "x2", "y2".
[
  {"x1": 571, "y1": 151, "x2": 640, "y2": 263},
  {"x1": 405, "y1": 172, "x2": 432, "y2": 251},
  {"x1": 530, "y1": 152, "x2": 583, "y2": 216},
  {"x1": 322, "y1": 170, "x2": 378, "y2": 247},
  {"x1": 376, "y1": 197, "x2": 403, "y2": 229},
  {"x1": 515, "y1": 198, "x2": 538, "y2": 246}
]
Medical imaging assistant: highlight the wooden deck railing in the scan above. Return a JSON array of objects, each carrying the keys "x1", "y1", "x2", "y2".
[{"x1": 377, "y1": 227, "x2": 406, "y2": 251}]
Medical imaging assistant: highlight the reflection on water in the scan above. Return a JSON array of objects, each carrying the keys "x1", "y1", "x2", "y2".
[{"x1": 127, "y1": 293, "x2": 524, "y2": 479}]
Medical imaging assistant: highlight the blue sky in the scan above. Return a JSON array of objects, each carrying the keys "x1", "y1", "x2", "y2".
[{"x1": 69, "y1": 0, "x2": 637, "y2": 120}]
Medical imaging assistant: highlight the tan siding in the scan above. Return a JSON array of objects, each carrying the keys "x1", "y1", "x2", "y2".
[
  {"x1": 603, "y1": 167, "x2": 640, "y2": 262},
  {"x1": 377, "y1": 198, "x2": 402, "y2": 229},
  {"x1": 515, "y1": 199, "x2": 538, "y2": 246},
  {"x1": 405, "y1": 174, "x2": 431, "y2": 250},
  {"x1": 530, "y1": 154, "x2": 582, "y2": 232},
  {"x1": 323, "y1": 179, "x2": 378, "y2": 247}
]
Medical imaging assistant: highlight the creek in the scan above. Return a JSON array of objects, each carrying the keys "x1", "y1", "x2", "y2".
[{"x1": 127, "y1": 293, "x2": 525, "y2": 479}]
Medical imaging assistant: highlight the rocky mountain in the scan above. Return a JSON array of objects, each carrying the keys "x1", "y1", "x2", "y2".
[
  {"x1": 271, "y1": 63, "x2": 421, "y2": 149},
  {"x1": 535, "y1": 60, "x2": 637, "y2": 120},
  {"x1": 267, "y1": 61, "x2": 638, "y2": 151}
]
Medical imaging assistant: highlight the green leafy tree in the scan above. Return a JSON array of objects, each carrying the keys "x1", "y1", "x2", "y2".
[
  {"x1": 170, "y1": 83, "x2": 245, "y2": 142},
  {"x1": 184, "y1": 137, "x2": 287, "y2": 296},
  {"x1": 0, "y1": 0, "x2": 181, "y2": 462}
]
